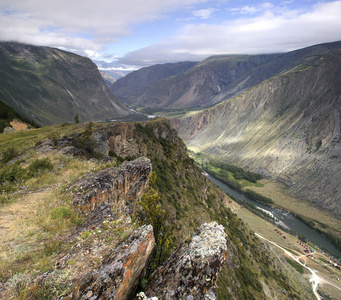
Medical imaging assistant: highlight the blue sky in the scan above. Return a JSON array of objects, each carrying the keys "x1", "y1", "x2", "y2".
[{"x1": 1, "y1": 0, "x2": 341, "y2": 68}]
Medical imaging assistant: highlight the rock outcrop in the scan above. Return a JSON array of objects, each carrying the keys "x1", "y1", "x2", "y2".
[
  {"x1": 67, "y1": 225, "x2": 155, "y2": 300},
  {"x1": 71, "y1": 157, "x2": 152, "y2": 217},
  {"x1": 144, "y1": 222, "x2": 227, "y2": 299}
]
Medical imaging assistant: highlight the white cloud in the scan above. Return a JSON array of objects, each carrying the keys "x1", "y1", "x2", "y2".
[
  {"x1": 193, "y1": 8, "x2": 217, "y2": 19},
  {"x1": 119, "y1": 1, "x2": 341, "y2": 66},
  {"x1": 0, "y1": 0, "x2": 207, "y2": 50},
  {"x1": 1, "y1": 0, "x2": 341, "y2": 67}
]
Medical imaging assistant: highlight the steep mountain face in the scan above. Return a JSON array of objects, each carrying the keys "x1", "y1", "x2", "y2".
[
  {"x1": 92, "y1": 120, "x2": 314, "y2": 299},
  {"x1": 172, "y1": 47, "x2": 341, "y2": 216},
  {"x1": 110, "y1": 61, "x2": 198, "y2": 102},
  {"x1": 211, "y1": 41, "x2": 341, "y2": 105},
  {"x1": 0, "y1": 42, "x2": 130, "y2": 126},
  {"x1": 111, "y1": 41, "x2": 341, "y2": 110},
  {"x1": 112, "y1": 55, "x2": 278, "y2": 108}
]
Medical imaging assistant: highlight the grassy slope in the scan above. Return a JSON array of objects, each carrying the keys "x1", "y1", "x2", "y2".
[{"x1": 0, "y1": 120, "x2": 314, "y2": 299}]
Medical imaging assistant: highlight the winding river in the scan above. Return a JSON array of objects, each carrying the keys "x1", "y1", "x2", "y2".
[{"x1": 206, "y1": 174, "x2": 341, "y2": 259}]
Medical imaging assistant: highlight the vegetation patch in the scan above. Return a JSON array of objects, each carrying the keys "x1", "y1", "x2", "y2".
[
  {"x1": 285, "y1": 257, "x2": 304, "y2": 274},
  {"x1": 189, "y1": 151, "x2": 274, "y2": 206}
]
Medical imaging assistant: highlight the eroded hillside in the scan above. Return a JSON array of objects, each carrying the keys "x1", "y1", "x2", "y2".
[{"x1": 173, "y1": 47, "x2": 341, "y2": 217}]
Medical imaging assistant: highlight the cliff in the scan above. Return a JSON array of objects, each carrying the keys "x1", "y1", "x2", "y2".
[{"x1": 0, "y1": 42, "x2": 130, "y2": 125}]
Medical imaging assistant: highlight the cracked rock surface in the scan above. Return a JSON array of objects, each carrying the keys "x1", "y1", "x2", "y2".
[{"x1": 145, "y1": 222, "x2": 227, "y2": 300}]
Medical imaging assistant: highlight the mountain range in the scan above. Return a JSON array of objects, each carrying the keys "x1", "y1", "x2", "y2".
[
  {"x1": 93, "y1": 60, "x2": 135, "y2": 87},
  {"x1": 111, "y1": 41, "x2": 341, "y2": 110}
]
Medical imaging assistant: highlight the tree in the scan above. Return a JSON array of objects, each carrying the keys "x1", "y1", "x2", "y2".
[
  {"x1": 74, "y1": 114, "x2": 80, "y2": 124},
  {"x1": 132, "y1": 172, "x2": 175, "y2": 276}
]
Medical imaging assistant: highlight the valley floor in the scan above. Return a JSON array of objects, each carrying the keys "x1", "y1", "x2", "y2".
[{"x1": 227, "y1": 196, "x2": 341, "y2": 300}]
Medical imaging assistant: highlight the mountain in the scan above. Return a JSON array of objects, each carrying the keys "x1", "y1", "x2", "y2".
[
  {"x1": 111, "y1": 41, "x2": 341, "y2": 110},
  {"x1": 172, "y1": 45, "x2": 341, "y2": 217},
  {"x1": 0, "y1": 42, "x2": 131, "y2": 126},
  {"x1": 110, "y1": 61, "x2": 198, "y2": 103},
  {"x1": 110, "y1": 54, "x2": 279, "y2": 108},
  {"x1": 0, "y1": 119, "x2": 314, "y2": 299}
]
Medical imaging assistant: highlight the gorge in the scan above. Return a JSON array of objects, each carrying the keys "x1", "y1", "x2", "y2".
[{"x1": 1, "y1": 40, "x2": 341, "y2": 299}]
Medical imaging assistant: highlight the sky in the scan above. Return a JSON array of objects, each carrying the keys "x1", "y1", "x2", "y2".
[{"x1": 1, "y1": 0, "x2": 341, "y2": 69}]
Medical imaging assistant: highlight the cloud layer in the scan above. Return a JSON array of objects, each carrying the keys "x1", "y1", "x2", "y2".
[
  {"x1": 119, "y1": 1, "x2": 341, "y2": 66},
  {"x1": 1, "y1": 0, "x2": 341, "y2": 67}
]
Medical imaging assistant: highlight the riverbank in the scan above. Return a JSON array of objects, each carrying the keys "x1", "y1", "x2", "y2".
[
  {"x1": 189, "y1": 150, "x2": 341, "y2": 253},
  {"x1": 246, "y1": 179, "x2": 341, "y2": 252}
]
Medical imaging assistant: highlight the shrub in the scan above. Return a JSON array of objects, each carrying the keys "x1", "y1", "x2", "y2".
[
  {"x1": 1, "y1": 146, "x2": 20, "y2": 163},
  {"x1": 72, "y1": 122, "x2": 104, "y2": 160},
  {"x1": 0, "y1": 164, "x2": 26, "y2": 183},
  {"x1": 132, "y1": 172, "x2": 175, "y2": 276},
  {"x1": 28, "y1": 158, "x2": 53, "y2": 177}
]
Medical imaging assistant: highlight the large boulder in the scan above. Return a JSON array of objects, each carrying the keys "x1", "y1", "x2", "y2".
[
  {"x1": 145, "y1": 222, "x2": 227, "y2": 299},
  {"x1": 67, "y1": 225, "x2": 155, "y2": 300}
]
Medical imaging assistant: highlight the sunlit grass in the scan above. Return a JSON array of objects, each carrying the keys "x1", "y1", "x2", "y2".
[{"x1": 0, "y1": 123, "x2": 81, "y2": 153}]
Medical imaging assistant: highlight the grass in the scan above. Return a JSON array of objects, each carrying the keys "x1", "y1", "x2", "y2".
[
  {"x1": 189, "y1": 150, "x2": 263, "y2": 188},
  {"x1": 285, "y1": 257, "x2": 305, "y2": 274},
  {"x1": 0, "y1": 120, "x2": 320, "y2": 299},
  {"x1": 0, "y1": 123, "x2": 81, "y2": 153},
  {"x1": 0, "y1": 122, "x2": 135, "y2": 298},
  {"x1": 0, "y1": 139, "x2": 122, "y2": 298},
  {"x1": 136, "y1": 106, "x2": 207, "y2": 119}
]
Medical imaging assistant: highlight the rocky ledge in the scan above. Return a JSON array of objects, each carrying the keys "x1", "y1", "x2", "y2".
[
  {"x1": 71, "y1": 157, "x2": 152, "y2": 217},
  {"x1": 144, "y1": 222, "x2": 227, "y2": 299}
]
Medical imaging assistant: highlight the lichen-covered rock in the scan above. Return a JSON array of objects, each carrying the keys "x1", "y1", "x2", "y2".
[
  {"x1": 68, "y1": 225, "x2": 155, "y2": 300},
  {"x1": 71, "y1": 157, "x2": 152, "y2": 216},
  {"x1": 145, "y1": 222, "x2": 227, "y2": 299}
]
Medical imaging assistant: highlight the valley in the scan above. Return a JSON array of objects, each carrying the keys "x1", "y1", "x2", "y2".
[{"x1": 1, "y1": 40, "x2": 341, "y2": 299}]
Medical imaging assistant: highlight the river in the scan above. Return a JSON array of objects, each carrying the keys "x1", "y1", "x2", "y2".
[{"x1": 206, "y1": 174, "x2": 341, "y2": 259}]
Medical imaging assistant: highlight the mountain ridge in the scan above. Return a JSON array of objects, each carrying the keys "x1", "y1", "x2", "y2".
[
  {"x1": 111, "y1": 41, "x2": 341, "y2": 110},
  {"x1": 0, "y1": 119, "x2": 315, "y2": 299},
  {"x1": 110, "y1": 61, "x2": 197, "y2": 103}
]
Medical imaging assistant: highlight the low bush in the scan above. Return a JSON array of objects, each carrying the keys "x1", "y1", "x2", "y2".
[
  {"x1": 0, "y1": 164, "x2": 26, "y2": 183},
  {"x1": 28, "y1": 158, "x2": 53, "y2": 177},
  {"x1": 1, "y1": 146, "x2": 20, "y2": 163}
]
